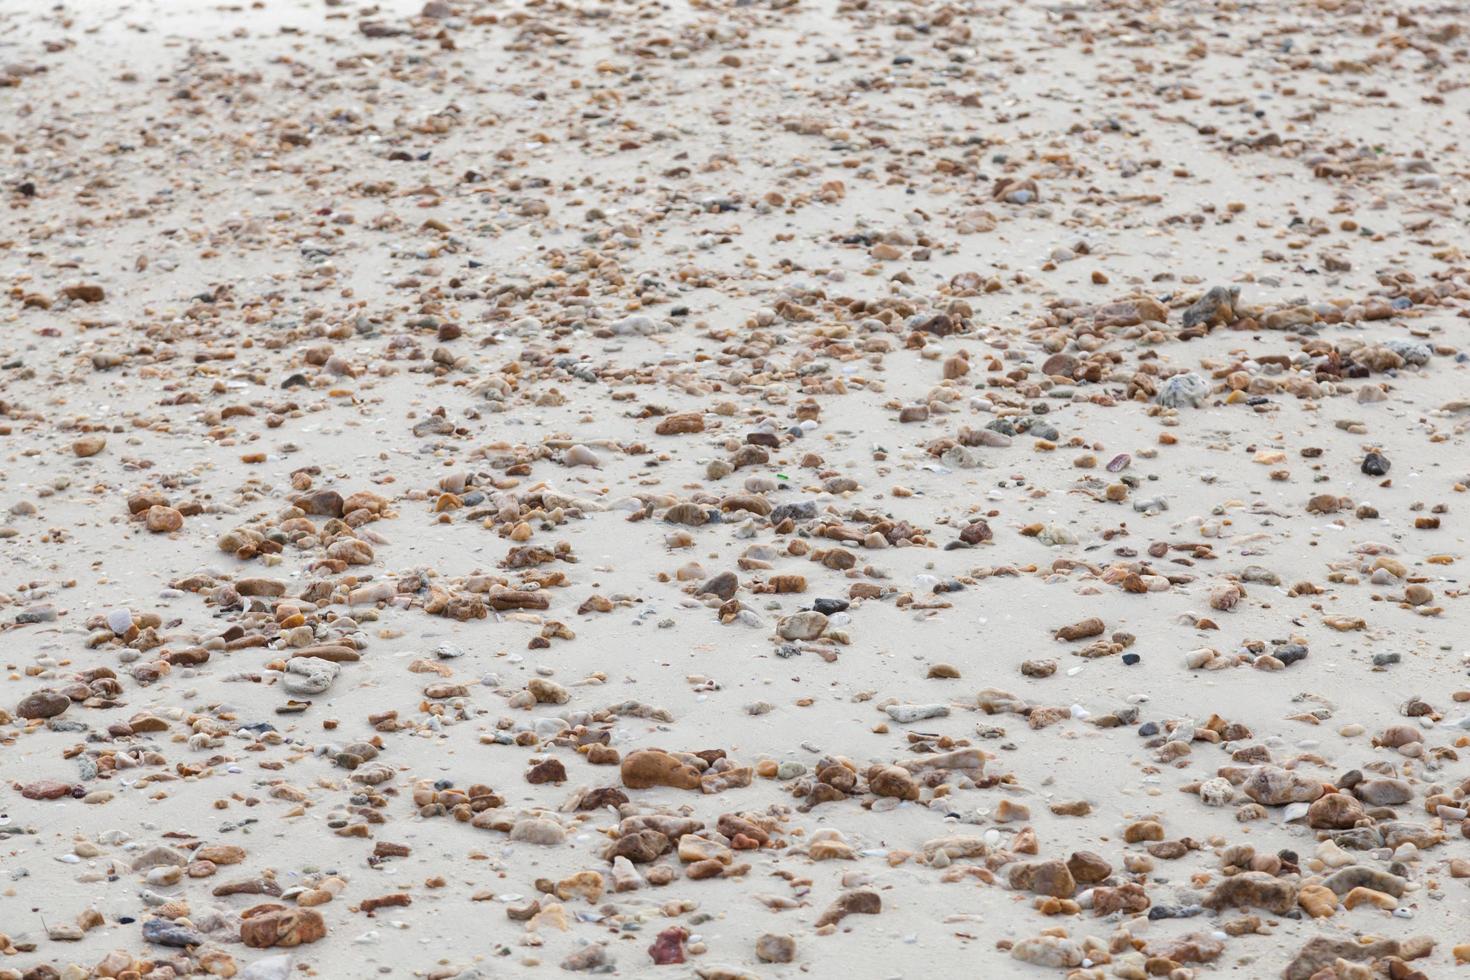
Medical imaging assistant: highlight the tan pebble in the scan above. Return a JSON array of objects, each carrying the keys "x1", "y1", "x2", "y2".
[
  {"x1": 1050, "y1": 800, "x2": 1091, "y2": 817},
  {"x1": 72, "y1": 435, "x2": 106, "y2": 457},
  {"x1": 1341, "y1": 886, "x2": 1396, "y2": 910},
  {"x1": 1120, "y1": 854, "x2": 1153, "y2": 874},
  {"x1": 1297, "y1": 883, "x2": 1337, "y2": 918},
  {"x1": 995, "y1": 800, "x2": 1030, "y2": 823},
  {"x1": 554, "y1": 871, "x2": 605, "y2": 902},
  {"x1": 145, "y1": 506, "x2": 184, "y2": 533}
]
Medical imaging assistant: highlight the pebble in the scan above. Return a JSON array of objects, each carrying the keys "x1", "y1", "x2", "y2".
[
  {"x1": 282, "y1": 657, "x2": 340, "y2": 696},
  {"x1": 1361, "y1": 451, "x2": 1391, "y2": 476},
  {"x1": 885, "y1": 703, "x2": 949, "y2": 723},
  {"x1": 756, "y1": 933, "x2": 796, "y2": 964},
  {"x1": 142, "y1": 918, "x2": 206, "y2": 947},
  {"x1": 17, "y1": 689, "x2": 72, "y2": 719},
  {"x1": 1155, "y1": 373, "x2": 1210, "y2": 409},
  {"x1": 72, "y1": 435, "x2": 106, "y2": 457},
  {"x1": 240, "y1": 956, "x2": 294, "y2": 980}
]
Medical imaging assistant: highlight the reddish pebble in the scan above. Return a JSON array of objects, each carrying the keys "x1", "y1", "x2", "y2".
[
  {"x1": 22, "y1": 780, "x2": 74, "y2": 800},
  {"x1": 648, "y1": 926, "x2": 688, "y2": 965}
]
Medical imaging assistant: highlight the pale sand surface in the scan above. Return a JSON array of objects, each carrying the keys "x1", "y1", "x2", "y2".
[{"x1": 2, "y1": 1, "x2": 1469, "y2": 978}]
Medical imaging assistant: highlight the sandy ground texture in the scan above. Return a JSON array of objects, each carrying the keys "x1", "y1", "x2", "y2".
[{"x1": 3, "y1": 0, "x2": 1470, "y2": 978}]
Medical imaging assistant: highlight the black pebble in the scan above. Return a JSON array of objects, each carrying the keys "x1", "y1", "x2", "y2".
[
  {"x1": 1361, "y1": 451, "x2": 1390, "y2": 476},
  {"x1": 1121, "y1": 653, "x2": 1140, "y2": 666},
  {"x1": 1137, "y1": 721, "x2": 1159, "y2": 737},
  {"x1": 1275, "y1": 644, "x2": 1308, "y2": 666},
  {"x1": 812, "y1": 598, "x2": 849, "y2": 615}
]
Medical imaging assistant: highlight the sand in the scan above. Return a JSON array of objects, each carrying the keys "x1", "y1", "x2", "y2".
[{"x1": 2, "y1": 0, "x2": 1469, "y2": 978}]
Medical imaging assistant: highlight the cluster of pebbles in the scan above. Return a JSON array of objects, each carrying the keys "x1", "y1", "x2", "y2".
[{"x1": 3, "y1": 0, "x2": 1470, "y2": 978}]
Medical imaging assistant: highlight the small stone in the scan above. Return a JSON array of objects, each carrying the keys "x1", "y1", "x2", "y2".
[
  {"x1": 814, "y1": 888, "x2": 881, "y2": 927},
  {"x1": 1341, "y1": 885, "x2": 1396, "y2": 910},
  {"x1": 72, "y1": 435, "x2": 106, "y2": 457},
  {"x1": 282, "y1": 657, "x2": 339, "y2": 696},
  {"x1": 509, "y1": 818, "x2": 567, "y2": 846},
  {"x1": 17, "y1": 690, "x2": 71, "y2": 719},
  {"x1": 1202, "y1": 872, "x2": 1297, "y2": 914},
  {"x1": 1011, "y1": 935, "x2": 1083, "y2": 969},
  {"x1": 756, "y1": 934, "x2": 796, "y2": 963},
  {"x1": 142, "y1": 918, "x2": 205, "y2": 947},
  {"x1": 526, "y1": 758, "x2": 567, "y2": 784},
  {"x1": 621, "y1": 749, "x2": 702, "y2": 791},
  {"x1": 1282, "y1": 937, "x2": 1413, "y2": 980},
  {"x1": 47, "y1": 922, "x2": 84, "y2": 941},
  {"x1": 1306, "y1": 793, "x2": 1365, "y2": 830},
  {"x1": 561, "y1": 944, "x2": 610, "y2": 972},
  {"x1": 527, "y1": 677, "x2": 570, "y2": 704},
  {"x1": 239, "y1": 908, "x2": 326, "y2": 948},
  {"x1": 1181, "y1": 285, "x2": 1240, "y2": 329},
  {"x1": 195, "y1": 844, "x2": 246, "y2": 865},
  {"x1": 1297, "y1": 883, "x2": 1337, "y2": 918},
  {"x1": 1066, "y1": 851, "x2": 1111, "y2": 884},
  {"x1": 1155, "y1": 373, "x2": 1210, "y2": 408},
  {"x1": 699, "y1": 571, "x2": 739, "y2": 600},
  {"x1": 777, "y1": 610, "x2": 827, "y2": 641},
  {"x1": 564, "y1": 444, "x2": 601, "y2": 467},
  {"x1": 648, "y1": 926, "x2": 688, "y2": 965},
  {"x1": 1122, "y1": 820, "x2": 1164, "y2": 843},
  {"x1": 1355, "y1": 778, "x2": 1411, "y2": 806},
  {"x1": 1150, "y1": 933, "x2": 1224, "y2": 964},
  {"x1": 1321, "y1": 865, "x2": 1407, "y2": 898},
  {"x1": 1199, "y1": 777, "x2": 1234, "y2": 807},
  {"x1": 145, "y1": 505, "x2": 184, "y2": 533},
  {"x1": 1054, "y1": 617, "x2": 1105, "y2": 641},
  {"x1": 867, "y1": 765, "x2": 919, "y2": 801},
  {"x1": 239, "y1": 952, "x2": 294, "y2": 975},
  {"x1": 994, "y1": 799, "x2": 1030, "y2": 823},
  {"x1": 555, "y1": 871, "x2": 605, "y2": 903},
  {"x1": 1026, "y1": 859, "x2": 1076, "y2": 898},
  {"x1": 885, "y1": 703, "x2": 949, "y2": 723},
  {"x1": 1241, "y1": 766, "x2": 1324, "y2": 806}
]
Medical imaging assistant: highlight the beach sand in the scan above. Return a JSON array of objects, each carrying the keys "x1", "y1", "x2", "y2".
[{"x1": 2, "y1": 1, "x2": 1469, "y2": 977}]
